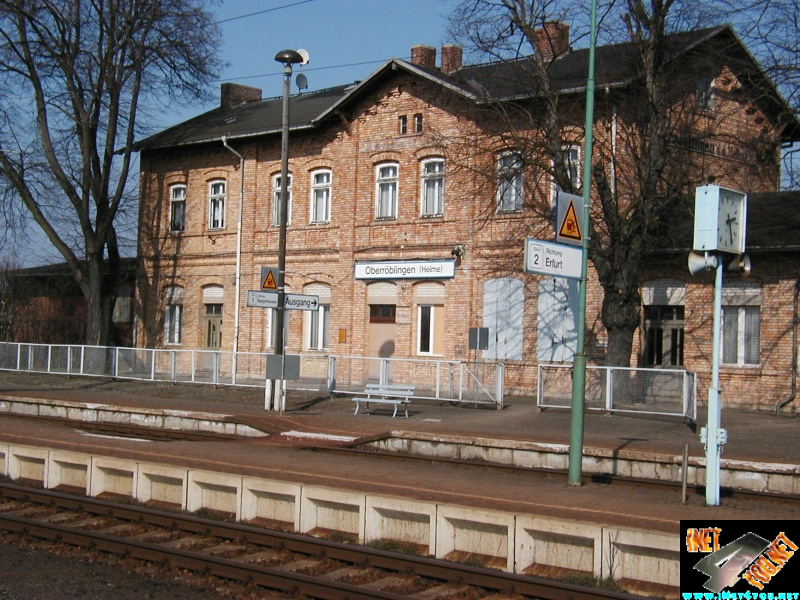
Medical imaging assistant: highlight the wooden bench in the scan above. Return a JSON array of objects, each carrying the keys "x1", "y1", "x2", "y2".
[{"x1": 352, "y1": 383, "x2": 415, "y2": 418}]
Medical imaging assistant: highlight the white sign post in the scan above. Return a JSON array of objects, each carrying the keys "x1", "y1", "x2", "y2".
[
  {"x1": 524, "y1": 238, "x2": 583, "y2": 280},
  {"x1": 247, "y1": 291, "x2": 319, "y2": 311}
]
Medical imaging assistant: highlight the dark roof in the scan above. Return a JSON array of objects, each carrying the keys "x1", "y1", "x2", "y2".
[
  {"x1": 134, "y1": 84, "x2": 356, "y2": 152},
  {"x1": 134, "y1": 25, "x2": 800, "y2": 152}
]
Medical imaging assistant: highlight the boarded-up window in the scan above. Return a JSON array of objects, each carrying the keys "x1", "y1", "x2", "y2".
[{"x1": 482, "y1": 278, "x2": 523, "y2": 360}]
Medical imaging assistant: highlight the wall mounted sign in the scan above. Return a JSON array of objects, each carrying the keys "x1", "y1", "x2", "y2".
[{"x1": 355, "y1": 260, "x2": 456, "y2": 280}]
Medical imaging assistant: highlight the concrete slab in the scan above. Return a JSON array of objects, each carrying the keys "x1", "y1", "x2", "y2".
[
  {"x1": 136, "y1": 463, "x2": 188, "y2": 509},
  {"x1": 365, "y1": 495, "x2": 436, "y2": 554},
  {"x1": 48, "y1": 450, "x2": 91, "y2": 494},
  {"x1": 0, "y1": 443, "x2": 7, "y2": 477},
  {"x1": 604, "y1": 527, "x2": 680, "y2": 587},
  {"x1": 241, "y1": 478, "x2": 301, "y2": 531},
  {"x1": 90, "y1": 456, "x2": 138, "y2": 498},
  {"x1": 300, "y1": 486, "x2": 366, "y2": 543},
  {"x1": 8, "y1": 445, "x2": 49, "y2": 486},
  {"x1": 436, "y1": 505, "x2": 515, "y2": 572},
  {"x1": 187, "y1": 469, "x2": 242, "y2": 518},
  {"x1": 516, "y1": 515, "x2": 602, "y2": 578}
]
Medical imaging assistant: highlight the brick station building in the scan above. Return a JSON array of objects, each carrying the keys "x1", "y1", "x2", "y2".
[{"x1": 133, "y1": 24, "x2": 800, "y2": 410}]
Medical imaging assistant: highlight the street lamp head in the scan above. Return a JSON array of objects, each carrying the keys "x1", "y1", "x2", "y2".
[{"x1": 274, "y1": 49, "x2": 303, "y2": 66}]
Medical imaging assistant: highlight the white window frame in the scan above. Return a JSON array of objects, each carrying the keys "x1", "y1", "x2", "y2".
[
  {"x1": 375, "y1": 163, "x2": 398, "y2": 219},
  {"x1": 207, "y1": 180, "x2": 226, "y2": 230},
  {"x1": 310, "y1": 170, "x2": 331, "y2": 224},
  {"x1": 308, "y1": 304, "x2": 330, "y2": 350},
  {"x1": 420, "y1": 158, "x2": 444, "y2": 217},
  {"x1": 164, "y1": 304, "x2": 182, "y2": 345},
  {"x1": 169, "y1": 184, "x2": 186, "y2": 233},
  {"x1": 417, "y1": 304, "x2": 435, "y2": 355},
  {"x1": 722, "y1": 305, "x2": 760, "y2": 366},
  {"x1": 497, "y1": 152, "x2": 523, "y2": 213},
  {"x1": 272, "y1": 173, "x2": 293, "y2": 226},
  {"x1": 551, "y1": 145, "x2": 582, "y2": 204}
]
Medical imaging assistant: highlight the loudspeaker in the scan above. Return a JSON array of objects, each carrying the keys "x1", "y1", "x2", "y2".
[
  {"x1": 728, "y1": 253, "x2": 751, "y2": 278},
  {"x1": 688, "y1": 251, "x2": 718, "y2": 275}
]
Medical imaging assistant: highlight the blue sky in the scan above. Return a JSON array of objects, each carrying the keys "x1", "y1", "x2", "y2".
[{"x1": 163, "y1": 0, "x2": 458, "y2": 127}]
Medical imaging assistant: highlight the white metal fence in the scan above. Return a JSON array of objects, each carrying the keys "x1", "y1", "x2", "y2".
[
  {"x1": 0, "y1": 342, "x2": 504, "y2": 409},
  {"x1": 537, "y1": 363, "x2": 697, "y2": 420}
]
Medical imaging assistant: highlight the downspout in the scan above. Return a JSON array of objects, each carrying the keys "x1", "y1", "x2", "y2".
[
  {"x1": 776, "y1": 278, "x2": 800, "y2": 415},
  {"x1": 222, "y1": 136, "x2": 244, "y2": 378}
]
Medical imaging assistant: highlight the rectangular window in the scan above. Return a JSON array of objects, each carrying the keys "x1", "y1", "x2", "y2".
[
  {"x1": 421, "y1": 159, "x2": 444, "y2": 216},
  {"x1": 552, "y1": 145, "x2": 581, "y2": 202},
  {"x1": 375, "y1": 164, "x2": 398, "y2": 219},
  {"x1": 414, "y1": 113, "x2": 423, "y2": 133},
  {"x1": 169, "y1": 185, "x2": 186, "y2": 233},
  {"x1": 310, "y1": 171, "x2": 331, "y2": 224},
  {"x1": 722, "y1": 306, "x2": 760, "y2": 365},
  {"x1": 273, "y1": 174, "x2": 293, "y2": 226},
  {"x1": 208, "y1": 181, "x2": 226, "y2": 229},
  {"x1": 697, "y1": 75, "x2": 713, "y2": 110},
  {"x1": 419, "y1": 305, "x2": 433, "y2": 353},
  {"x1": 417, "y1": 304, "x2": 445, "y2": 355},
  {"x1": 497, "y1": 152, "x2": 523, "y2": 213},
  {"x1": 164, "y1": 304, "x2": 182, "y2": 344},
  {"x1": 398, "y1": 115, "x2": 408, "y2": 135},
  {"x1": 643, "y1": 306, "x2": 685, "y2": 367},
  {"x1": 370, "y1": 304, "x2": 396, "y2": 323},
  {"x1": 309, "y1": 304, "x2": 330, "y2": 350}
]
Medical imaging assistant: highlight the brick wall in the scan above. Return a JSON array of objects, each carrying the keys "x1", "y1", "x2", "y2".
[{"x1": 137, "y1": 62, "x2": 789, "y2": 409}]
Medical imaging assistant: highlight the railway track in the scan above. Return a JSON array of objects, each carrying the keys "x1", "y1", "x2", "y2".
[{"x1": 0, "y1": 482, "x2": 643, "y2": 600}]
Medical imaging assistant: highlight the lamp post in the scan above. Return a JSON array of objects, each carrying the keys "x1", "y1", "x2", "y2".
[
  {"x1": 270, "y1": 49, "x2": 303, "y2": 411},
  {"x1": 567, "y1": 0, "x2": 598, "y2": 486}
]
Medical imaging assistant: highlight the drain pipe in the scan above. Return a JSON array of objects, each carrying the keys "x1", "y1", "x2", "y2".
[
  {"x1": 776, "y1": 278, "x2": 800, "y2": 415},
  {"x1": 222, "y1": 136, "x2": 244, "y2": 378}
]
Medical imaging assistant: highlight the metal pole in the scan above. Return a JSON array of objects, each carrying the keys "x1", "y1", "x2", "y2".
[
  {"x1": 568, "y1": 0, "x2": 598, "y2": 486},
  {"x1": 705, "y1": 257, "x2": 724, "y2": 505},
  {"x1": 272, "y1": 61, "x2": 293, "y2": 411}
]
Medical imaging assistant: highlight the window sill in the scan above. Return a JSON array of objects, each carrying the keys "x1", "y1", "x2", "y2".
[
  {"x1": 374, "y1": 216, "x2": 397, "y2": 222},
  {"x1": 720, "y1": 363, "x2": 761, "y2": 374},
  {"x1": 420, "y1": 213, "x2": 443, "y2": 219}
]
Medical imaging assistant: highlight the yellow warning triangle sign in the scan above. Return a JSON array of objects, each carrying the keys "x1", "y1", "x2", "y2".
[
  {"x1": 262, "y1": 269, "x2": 277, "y2": 290},
  {"x1": 558, "y1": 200, "x2": 582, "y2": 242}
]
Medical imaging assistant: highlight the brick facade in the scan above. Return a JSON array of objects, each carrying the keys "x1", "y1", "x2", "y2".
[{"x1": 135, "y1": 28, "x2": 799, "y2": 411}]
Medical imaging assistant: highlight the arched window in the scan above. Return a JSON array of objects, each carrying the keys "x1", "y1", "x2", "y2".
[
  {"x1": 169, "y1": 184, "x2": 186, "y2": 233},
  {"x1": 310, "y1": 169, "x2": 331, "y2": 224},
  {"x1": 207, "y1": 180, "x2": 226, "y2": 229},
  {"x1": 375, "y1": 163, "x2": 398, "y2": 219},
  {"x1": 420, "y1": 158, "x2": 444, "y2": 217},
  {"x1": 163, "y1": 285, "x2": 184, "y2": 345}
]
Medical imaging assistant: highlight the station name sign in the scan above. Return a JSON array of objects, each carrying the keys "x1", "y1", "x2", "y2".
[{"x1": 355, "y1": 260, "x2": 456, "y2": 280}]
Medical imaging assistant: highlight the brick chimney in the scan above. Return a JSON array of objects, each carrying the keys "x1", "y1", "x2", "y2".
[
  {"x1": 536, "y1": 21, "x2": 570, "y2": 62},
  {"x1": 411, "y1": 44, "x2": 436, "y2": 69},
  {"x1": 441, "y1": 44, "x2": 463, "y2": 74},
  {"x1": 220, "y1": 83, "x2": 262, "y2": 109}
]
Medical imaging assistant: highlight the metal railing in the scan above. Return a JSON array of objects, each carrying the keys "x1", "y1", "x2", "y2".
[
  {"x1": 537, "y1": 363, "x2": 697, "y2": 420},
  {"x1": 0, "y1": 342, "x2": 504, "y2": 409}
]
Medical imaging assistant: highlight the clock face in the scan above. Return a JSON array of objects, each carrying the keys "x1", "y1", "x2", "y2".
[{"x1": 717, "y1": 191, "x2": 743, "y2": 253}]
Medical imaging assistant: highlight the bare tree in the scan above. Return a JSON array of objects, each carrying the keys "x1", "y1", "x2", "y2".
[
  {"x1": 0, "y1": 0, "x2": 223, "y2": 345},
  {"x1": 446, "y1": 0, "x2": 794, "y2": 366}
]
